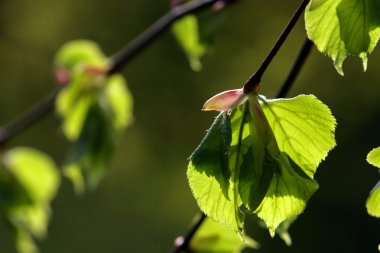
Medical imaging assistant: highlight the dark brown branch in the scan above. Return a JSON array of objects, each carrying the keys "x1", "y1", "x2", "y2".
[
  {"x1": 276, "y1": 38, "x2": 313, "y2": 98},
  {"x1": 172, "y1": 213, "x2": 206, "y2": 253},
  {"x1": 243, "y1": 0, "x2": 310, "y2": 94},
  {"x1": 0, "y1": 89, "x2": 59, "y2": 146}
]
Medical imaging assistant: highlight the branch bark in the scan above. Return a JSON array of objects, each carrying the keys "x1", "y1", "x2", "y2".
[{"x1": 243, "y1": 0, "x2": 310, "y2": 94}]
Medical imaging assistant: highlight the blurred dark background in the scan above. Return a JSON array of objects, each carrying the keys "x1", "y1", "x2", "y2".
[{"x1": 0, "y1": 0, "x2": 379, "y2": 252}]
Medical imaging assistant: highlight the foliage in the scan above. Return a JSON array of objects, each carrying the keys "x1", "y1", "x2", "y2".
[
  {"x1": 366, "y1": 147, "x2": 380, "y2": 217},
  {"x1": 54, "y1": 40, "x2": 133, "y2": 193},
  {"x1": 172, "y1": 11, "x2": 222, "y2": 71},
  {"x1": 188, "y1": 92, "x2": 336, "y2": 236},
  {"x1": 190, "y1": 217, "x2": 258, "y2": 252},
  {"x1": 1, "y1": 0, "x2": 380, "y2": 252},
  {"x1": 305, "y1": 0, "x2": 380, "y2": 75},
  {"x1": 0, "y1": 148, "x2": 60, "y2": 253}
]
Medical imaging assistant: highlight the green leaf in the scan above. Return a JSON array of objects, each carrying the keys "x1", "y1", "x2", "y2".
[
  {"x1": 188, "y1": 112, "x2": 243, "y2": 232},
  {"x1": 367, "y1": 147, "x2": 380, "y2": 168},
  {"x1": 366, "y1": 182, "x2": 380, "y2": 217},
  {"x1": 188, "y1": 93, "x2": 336, "y2": 237},
  {"x1": 366, "y1": 147, "x2": 380, "y2": 217},
  {"x1": 54, "y1": 40, "x2": 134, "y2": 192},
  {"x1": 0, "y1": 147, "x2": 60, "y2": 253},
  {"x1": 172, "y1": 15, "x2": 207, "y2": 71},
  {"x1": 64, "y1": 104, "x2": 116, "y2": 192},
  {"x1": 261, "y1": 95, "x2": 337, "y2": 179},
  {"x1": 253, "y1": 154, "x2": 318, "y2": 235},
  {"x1": 305, "y1": 0, "x2": 380, "y2": 75},
  {"x1": 190, "y1": 217, "x2": 258, "y2": 253},
  {"x1": 172, "y1": 11, "x2": 222, "y2": 71},
  {"x1": 54, "y1": 40, "x2": 106, "y2": 70},
  {"x1": 274, "y1": 217, "x2": 296, "y2": 246}
]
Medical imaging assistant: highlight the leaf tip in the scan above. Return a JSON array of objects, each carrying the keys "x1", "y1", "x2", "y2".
[{"x1": 360, "y1": 52, "x2": 368, "y2": 72}]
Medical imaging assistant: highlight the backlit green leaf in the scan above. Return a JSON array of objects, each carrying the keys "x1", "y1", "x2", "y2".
[
  {"x1": 188, "y1": 92, "x2": 336, "y2": 237},
  {"x1": 366, "y1": 182, "x2": 380, "y2": 217},
  {"x1": 188, "y1": 112, "x2": 243, "y2": 232},
  {"x1": 190, "y1": 217, "x2": 258, "y2": 253},
  {"x1": 366, "y1": 147, "x2": 380, "y2": 217},
  {"x1": 261, "y1": 95, "x2": 337, "y2": 179},
  {"x1": 54, "y1": 40, "x2": 106, "y2": 70},
  {"x1": 0, "y1": 147, "x2": 60, "y2": 253},
  {"x1": 367, "y1": 147, "x2": 380, "y2": 168},
  {"x1": 54, "y1": 40, "x2": 134, "y2": 192},
  {"x1": 172, "y1": 11, "x2": 222, "y2": 71},
  {"x1": 305, "y1": 0, "x2": 380, "y2": 74},
  {"x1": 172, "y1": 15, "x2": 207, "y2": 71}
]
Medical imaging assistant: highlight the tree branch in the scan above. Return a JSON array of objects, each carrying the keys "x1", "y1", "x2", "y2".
[
  {"x1": 172, "y1": 213, "x2": 206, "y2": 253},
  {"x1": 276, "y1": 38, "x2": 313, "y2": 98},
  {"x1": 0, "y1": 89, "x2": 59, "y2": 146},
  {"x1": 243, "y1": 0, "x2": 310, "y2": 93}
]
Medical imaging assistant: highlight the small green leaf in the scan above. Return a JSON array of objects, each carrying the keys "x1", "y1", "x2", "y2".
[
  {"x1": 0, "y1": 147, "x2": 60, "y2": 253},
  {"x1": 305, "y1": 0, "x2": 380, "y2": 74},
  {"x1": 366, "y1": 147, "x2": 380, "y2": 217},
  {"x1": 366, "y1": 182, "x2": 380, "y2": 217},
  {"x1": 54, "y1": 40, "x2": 106, "y2": 70},
  {"x1": 172, "y1": 15, "x2": 207, "y2": 71},
  {"x1": 54, "y1": 40, "x2": 134, "y2": 192},
  {"x1": 172, "y1": 11, "x2": 222, "y2": 71},
  {"x1": 254, "y1": 154, "x2": 318, "y2": 236},
  {"x1": 275, "y1": 217, "x2": 296, "y2": 246},
  {"x1": 261, "y1": 95, "x2": 337, "y2": 179},
  {"x1": 188, "y1": 112, "x2": 243, "y2": 232},
  {"x1": 190, "y1": 217, "x2": 258, "y2": 253},
  {"x1": 367, "y1": 147, "x2": 380, "y2": 168}
]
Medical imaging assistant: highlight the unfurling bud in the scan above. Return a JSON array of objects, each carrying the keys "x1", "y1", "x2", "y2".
[{"x1": 202, "y1": 88, "x2": 247, "y2": 111}]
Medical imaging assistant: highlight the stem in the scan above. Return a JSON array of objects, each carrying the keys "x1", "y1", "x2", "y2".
[
  {"x1": 108, "y1": 0, "x2": 220, "y2": 74},
  {"x1": 243, "y1": 0, "x2": 310, "y2": 94},
  {"x1": 276, "y1": 38, "x2": 313, "y2": 98},
  {"x1": 172, "y1": 213, "x2": 206, "y2": 253},
  {"x1": 0, "y1": 89, "x2": 59, "y2": 146}
]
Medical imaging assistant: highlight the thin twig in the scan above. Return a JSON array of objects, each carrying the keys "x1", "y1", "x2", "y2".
[
  {"x1": 243, "y1": 0, "x2": 310, "y2": 93},
  {"x1": 276, "y1": 38, "x2": 313, "y2": 98},
  {"x1": 0, "y1": 89, "x2": 59, "y2": 146},
  {"x1": 172, "y1": 213, "x2": 206, "y2": 253}
]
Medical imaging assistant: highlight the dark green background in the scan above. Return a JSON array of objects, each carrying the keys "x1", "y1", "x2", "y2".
[{"x1": 0, "y1": 0, "x2": 379, "y2": 252}]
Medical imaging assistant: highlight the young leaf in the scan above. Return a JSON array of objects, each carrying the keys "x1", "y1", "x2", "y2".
[
  {"x1": 190, "y1": 217, "x2": 258, "y2": 252},
  {"x1": 305, "y1": 0, "x2": 380, "y2": 75},
  {"x1": 261, "y1": 95, "x2": 337, "y2": 179},
  {"x1": 0, "y1": 147, "x2": 60, "y2": 253},
  {"x1": 366, "y1": 147, "x2": 380, "y2": 217},
  {"x1": 172, "y1": 15, "x2": 207, "y2": 71},
  {"x1": 188, "y1": 112, "x2": 243, "y2": 232},
  {"x1": 54, "y1": 40, "x2": 133, "y2": 192},
  {"x1": 172, "y1": 10, "x2": 223, "y2": 71},
  {"x1": 366, "y1": 182, "x2": 380, "y2": 217}
]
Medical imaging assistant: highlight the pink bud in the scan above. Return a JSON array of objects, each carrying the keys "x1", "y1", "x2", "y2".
[
  {"x1": 54, "y1": 67, "x2": 70, "y2": 86},
  {"x1": 202, "y1": 88, "x2": 247, "y2": 111}
]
